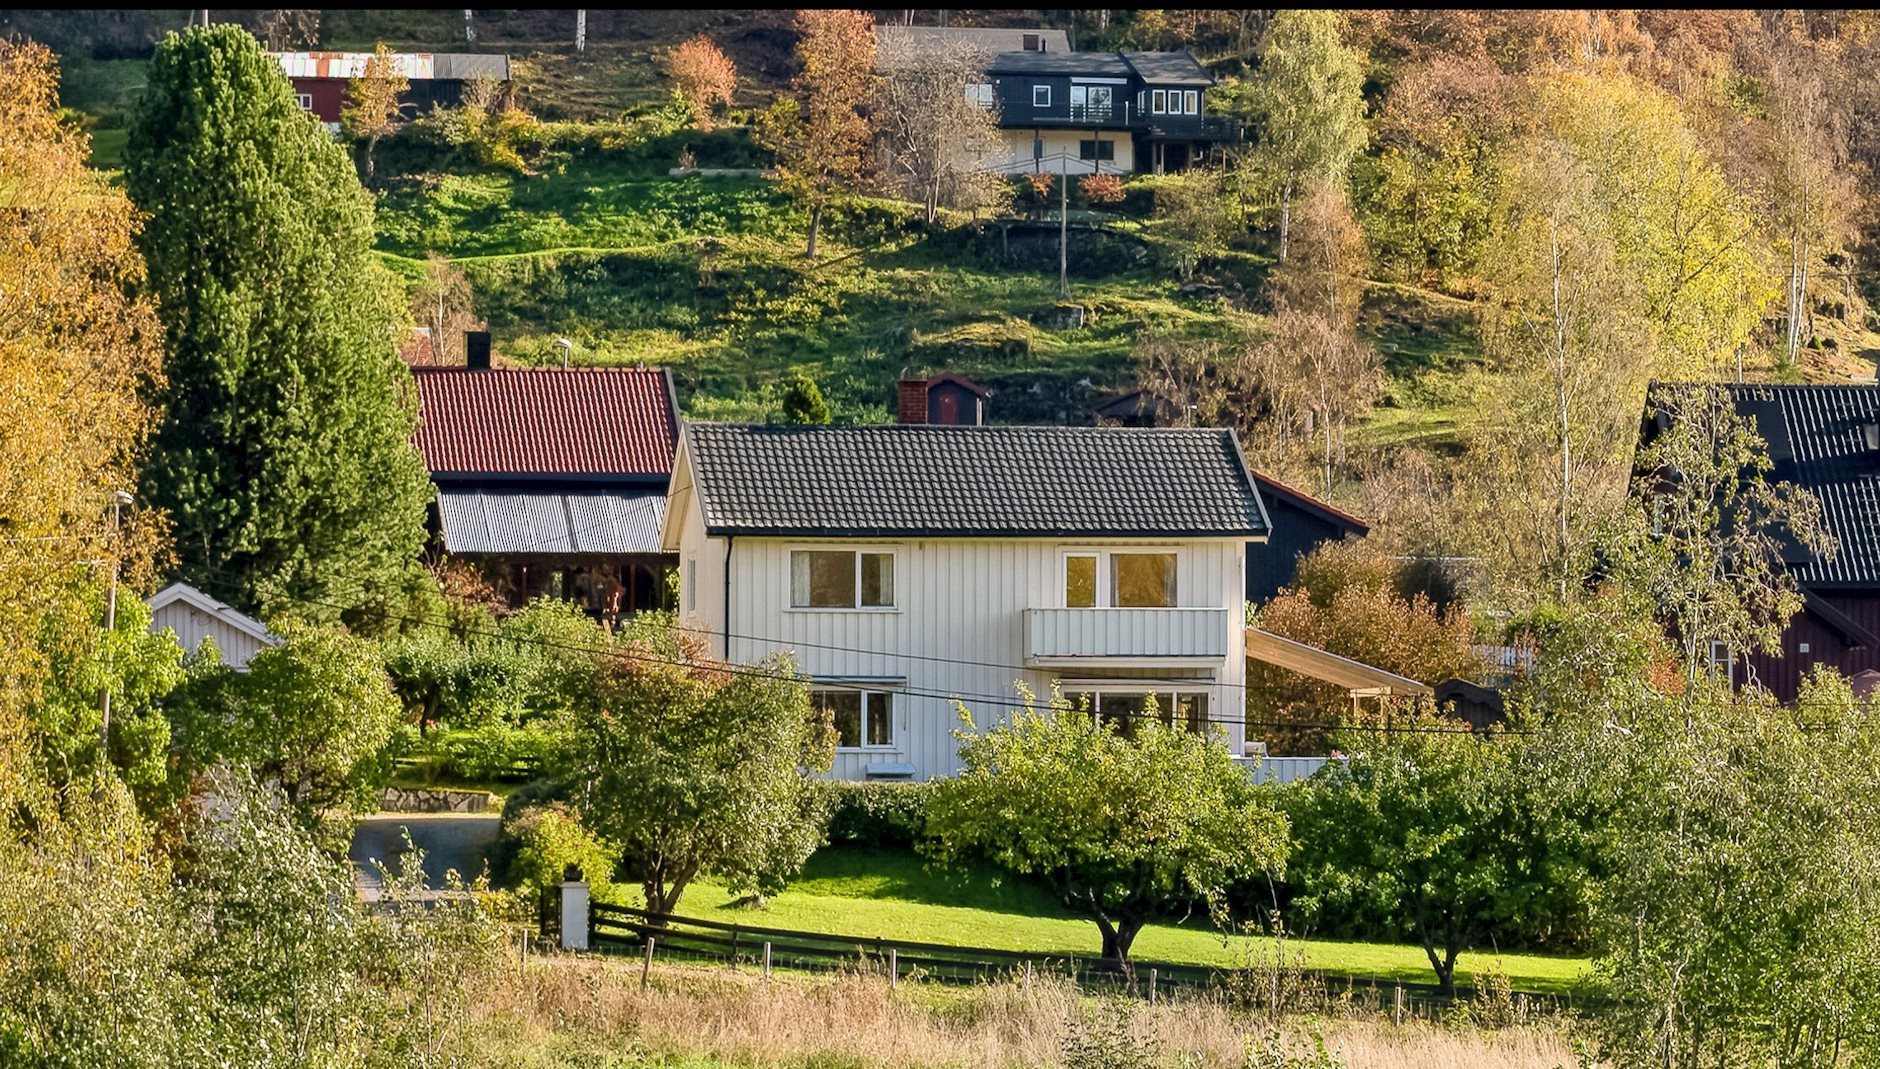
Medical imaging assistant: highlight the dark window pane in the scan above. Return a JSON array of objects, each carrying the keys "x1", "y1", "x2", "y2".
[
  {"x1": 1176, "y1": 692, "x2": 1209, "y2": 733},
  {"x1": 1112, "y1": 553, "x2": 1176, "y2": 607},
  {"x1": 861, "y1": 553, "x2": 894, "y2": 607},
  {"x1": 866, "y1": 693, "x2": 894, "y2": 746},
  {"x1": 1098, "y1": 692, "x2": 1152, "y2": 737},
  {"x1": 818, "y1": 691, "x2": 864, "y2": 748},
  {"x1": 793, "y1": 551, "x2": 856, "y2": 608}
]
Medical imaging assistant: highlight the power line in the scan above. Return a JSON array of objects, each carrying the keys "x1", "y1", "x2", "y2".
[{"x1": 177, "y1": 567, "x2": 1516, "y2": 737}]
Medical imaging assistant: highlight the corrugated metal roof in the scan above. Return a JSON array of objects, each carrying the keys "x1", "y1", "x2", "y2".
[
  {"x1": 1730, "y1": 384, "x2": 1880, "y2": 586},
  {"x1": 411, "y1": 367, "x2": 677, "y2": 478},
  {"x1": 682, "y1": 423, "x2": 1269, "y2": 538},
  {"x1": 876, "y1": 26, "x2": 1070, "y2": 69},
  {"x1": 268, "y1": 51, "x2": 509, "y2": 81},
  {"x1": 438, "y1": 490, "x2": 665, "y2": 555}
]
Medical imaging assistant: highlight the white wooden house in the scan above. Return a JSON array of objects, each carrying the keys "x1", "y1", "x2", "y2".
[
  {"x1": 146, "y1": 582, "x2": 281, "y2": 670},
  {"x1": 661, "y1": 423, "x2": 1272, "y2": 780}
]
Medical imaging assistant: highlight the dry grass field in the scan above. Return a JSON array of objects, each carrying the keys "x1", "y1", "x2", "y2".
[{"x1": 468, "y1": 952, "x2": 1580, "y2": 1068}]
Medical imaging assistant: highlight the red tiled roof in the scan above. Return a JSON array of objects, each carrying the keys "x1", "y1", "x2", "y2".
[{"x1": 411, "y1": 367, "x2": 677, "y2": 477}]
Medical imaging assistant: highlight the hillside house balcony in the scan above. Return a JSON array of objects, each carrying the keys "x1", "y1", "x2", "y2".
[{"x1": 1022, "y1": 607, "x2": 1231, "y2": 667}]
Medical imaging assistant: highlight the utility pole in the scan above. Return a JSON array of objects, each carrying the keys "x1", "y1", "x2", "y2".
[
  {"x1": 99, "y1": 490, "x2": 132, "y2": 754},
  {"x1": 1059, "y1": 158, "x2": 1071, "y2": 299},
  {"x1": 575, "y1": 9, "x2": 587, "y2": 53}
]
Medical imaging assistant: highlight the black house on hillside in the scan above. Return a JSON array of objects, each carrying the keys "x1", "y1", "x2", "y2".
[{"x1": 1637, "y1": 382, "x2": 1880, "y2": 702}]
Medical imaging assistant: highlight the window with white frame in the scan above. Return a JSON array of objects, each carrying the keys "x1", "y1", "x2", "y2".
[
  {"x1": 296, "y1": 93, "x2": 314, "y2": 110},
  {"x1": 1063, "y1": 550, "x2": 1177, "y2": 608},
  {"x1": 965, "y1": 82, "x2": 994, "y2": 107},
  {"x1": 815, "y1": 688, "x2": 895, "y2": 749},
  {"x1": 790, "y1": 549, "x2": 894, "y2": 609},
  {"x1": 1032, "y1": 84, "x2": 1051, "y2": 108},
  {"x1": 1184, "y1": 89, "x2": 1199, "y2": 115},
  {"x1": 684, "y1": 557, "x2": 697, "y2": 612},
  {"x1": 1066, "y1": 688, "x2": 1210, "y2": 736},
  {"x1": 1151, "y1": 89, "x2": 1167, "y2": 114},
  {"x1": 1708, "y1": 641, "x2": 1735, "y2": 685}
]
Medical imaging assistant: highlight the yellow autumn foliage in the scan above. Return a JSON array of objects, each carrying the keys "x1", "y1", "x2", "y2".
[{"x1": 0, "y1": 40, "x2": 163, "y2": 796}]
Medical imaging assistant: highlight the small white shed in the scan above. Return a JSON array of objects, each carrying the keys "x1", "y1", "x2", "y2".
[{"x1": 147, "y1": 582, "x2": 281, "y2": 670}]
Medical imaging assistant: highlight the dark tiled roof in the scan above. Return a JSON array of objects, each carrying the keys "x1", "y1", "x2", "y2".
[
  {"x1": 988, "y1": 50, "x2": 1132, "y2": 77},
  {"x1": 682, "y1": 424, "x2": 1269, "y2": 538},
  {"x1": 1120, "y1": 51, "x2": 1213, "y2": 86},
  {"x1": 437, "y1": 489, "x2": 664, "y2": 555},
  {"x1": 411, "y1": 367, "x2": 677, "y2": 479}
]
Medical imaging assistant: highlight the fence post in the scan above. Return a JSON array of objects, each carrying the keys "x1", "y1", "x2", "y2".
[
  {"x1": 1393, "y1": 985, "x2": 1404, "y2": 1027},
  {"x1": 559, "y1": 874, "x2": 590, "y2": 951},
  {"x1": 731, "y1": 927, "x2": 740, "y2": 968},
  {"x1": 1148, "y1": 967, "x2": 1158, "y2": 1005},
  {"x1": 889, "y1": 947, "x2": 898, "y2": 990},
  {"x1": 763, "y1": 941, "x2": 773, "y2": 980},
  {"x1": 641, "y1": 936, "x2": 656, "y2": 989}
]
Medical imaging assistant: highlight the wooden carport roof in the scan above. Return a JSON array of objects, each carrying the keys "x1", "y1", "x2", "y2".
[{"x1": 1245, "y1": 628, "x2": 1432, "y2": 698}]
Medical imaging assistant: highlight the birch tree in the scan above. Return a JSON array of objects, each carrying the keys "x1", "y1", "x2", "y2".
[
  {"x1": 1242, "y1": 10, "x2": 1367, "y2": 262},
  {"x1": 1765, "y1": 57, "x2": 1856, "y2": 367},
  {"x1": 873, "y1": 42, "x2": 1005, "y2": 223},
  {"x1": 342, "y1": 41, "x2": 408, "y2": 187}
]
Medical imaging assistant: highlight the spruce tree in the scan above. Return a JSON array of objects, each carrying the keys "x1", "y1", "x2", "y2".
[{"x1": 127, "y1": 26, "x2": 431, "y2": 622}]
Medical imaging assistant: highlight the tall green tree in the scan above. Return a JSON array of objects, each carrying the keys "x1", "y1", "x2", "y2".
[
  {"x1": 1241, "y1": 10, "x2": 1368, "y2": 261},
  {"x1": 126, "y1": 25, "x2": 432, "y2": 624},
  {"x1": 924, "y1": 690, "x2": 1289, "y2": 963},
  {"x1": 561, "y1": 630, "x2": 834, "y2": 916}
]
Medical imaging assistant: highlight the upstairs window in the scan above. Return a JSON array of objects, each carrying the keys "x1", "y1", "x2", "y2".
[
  {"x1": 791, "y1": 549, "x2": 895, "y2": 609},
  {"x1": 964, "y1": 82, "x2": 994, "y2": 107},
  {"x1": 1062, "y1": 550, "x2": 1177, "y2": 608},
  {"x1": 1151, "y1": 89, "x2": 1167, "y2": 114},
  {"x1": 1184, "y1": 89, "x2": 1199, "y2": 115},
  {"x1": 815, "y1": 688, "x2": 895, "y2": 749},
  {"x1": 1033, "y1": 84, "x2": 1052, "y2": 108}
]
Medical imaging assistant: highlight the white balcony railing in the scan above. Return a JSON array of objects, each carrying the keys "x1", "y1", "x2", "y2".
[{"x1": 1022, "y1": 607, "x2": 1231, "y2": 665}]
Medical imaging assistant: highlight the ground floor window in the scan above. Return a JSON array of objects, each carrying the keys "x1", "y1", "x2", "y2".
[
  {"x1": 1066, "y1": 688, "x2": 1210, "y2": 737},
  {"x1": 1078, "y1": 138, "x2": 1115, "y2": 162},
  {"x1": 815, "y1": 688, "x2": 895, "y2": 749}
]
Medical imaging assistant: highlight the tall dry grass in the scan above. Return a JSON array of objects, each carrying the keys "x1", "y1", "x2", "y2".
[{"x1": 468, "y1": 949, "x2": 1579, "y2": 1068}]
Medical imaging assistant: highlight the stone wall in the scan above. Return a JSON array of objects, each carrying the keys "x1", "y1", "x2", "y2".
[{"x1": 379, "y1": 786, "x2": 494, "y2": 814}]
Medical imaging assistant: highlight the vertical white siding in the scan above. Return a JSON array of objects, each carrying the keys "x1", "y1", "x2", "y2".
[
  {"x1": 151, "y1": 603, "x2": 269, "y2": 670},
  {"x1": 681, "y1": 533, "x2": 1247, "y2": 780}
]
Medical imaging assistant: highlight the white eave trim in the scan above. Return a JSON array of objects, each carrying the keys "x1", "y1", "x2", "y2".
[{"x1": 147, "y1": 582, "x2": 282, "y2": 646}]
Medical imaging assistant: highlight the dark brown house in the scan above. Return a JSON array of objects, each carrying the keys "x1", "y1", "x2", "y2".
[
  {"x1": 411, "y1": 353, "x2": 679, "y2": 621},
  {"x1": 1640, "y1": 383, "x2": 1880, "y2": 702}
]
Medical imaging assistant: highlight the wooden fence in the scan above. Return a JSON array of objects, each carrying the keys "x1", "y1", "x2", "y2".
[{"x1": 568, "y1": 900, "x2": 1580, "y2": 1019}]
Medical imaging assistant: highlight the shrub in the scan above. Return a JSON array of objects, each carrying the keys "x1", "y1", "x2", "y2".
[
  {"x1": 826, "y1": 781, "x2": 929, "y2": 847},
  {"x1": 505, "y1": 803, "x2": 622, "y2": 903},
  {"x1": 1079, "y1": 173, "x2": 1126, "y2": 206}
]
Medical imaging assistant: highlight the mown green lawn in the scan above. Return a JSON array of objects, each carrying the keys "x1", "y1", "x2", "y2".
[{"x1": 607, "y1": 845, "x2": 1591, "y2": 996}]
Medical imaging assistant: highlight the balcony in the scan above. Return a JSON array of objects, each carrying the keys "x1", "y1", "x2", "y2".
[{"x1": 1022, "y1": 607, "x2": 1231, "y2": 667}]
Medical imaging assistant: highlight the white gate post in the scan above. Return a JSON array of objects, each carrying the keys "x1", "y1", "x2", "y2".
[{"x1": 560, "y1": 876, "x2": 590, "y2": 951}]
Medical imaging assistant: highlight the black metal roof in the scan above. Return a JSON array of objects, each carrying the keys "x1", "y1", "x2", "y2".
[
  {"x1": 1120, "y1": 51, "x2": 1213, "y2": 86},
  {"x1": 987, "y1": 50, "x2": 1133, "y2": 77},
  {"x1": 681, "y1": 424, "x2": 1270, "y2": 539},
  {"x1": 1716, "y1": 384, "x2": 1880, "y2": 587}
]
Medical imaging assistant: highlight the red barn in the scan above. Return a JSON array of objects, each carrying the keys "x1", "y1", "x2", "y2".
[{"x1": 268, "y1": 51, "x2": 512, "y2": 130}]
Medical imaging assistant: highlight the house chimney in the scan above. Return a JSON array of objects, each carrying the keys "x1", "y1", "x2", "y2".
[
  {"x1": 465, "y1": 330, "x2": 492, "y2": 370},
  {"x1": 897, "y1": 378, "x2": 928, "y2": 424}
]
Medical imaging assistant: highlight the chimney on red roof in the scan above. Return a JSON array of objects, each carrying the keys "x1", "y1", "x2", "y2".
[
  {"x1": 465, "y1": 330, "x2": 492, "y2": 370},
  {"x1": 897, "y1": 378, "x2": 928, "y2": 424}
]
